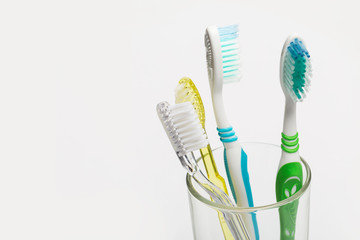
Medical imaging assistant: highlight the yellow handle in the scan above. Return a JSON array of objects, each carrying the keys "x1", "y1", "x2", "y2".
[{"x1": 200, "y1": 144, "x2": 233, "y2": 240}]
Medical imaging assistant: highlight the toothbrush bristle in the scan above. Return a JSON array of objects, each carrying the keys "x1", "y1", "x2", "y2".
[
  {"x1": 283, "y1": 38, "x2": 312, "y2": 102},
  {"x1": 175, "y1": 78, "x2": 205, "y2": 128},
  {"x1": 218, "y1": 24, "x2": 242, "y2": 83},
  {"x1": 157, "y1": 101, "x2": 208, "y2": 157}
]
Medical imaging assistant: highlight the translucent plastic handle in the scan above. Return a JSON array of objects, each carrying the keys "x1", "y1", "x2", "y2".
[
  {"x1": 200, "y1": 145, "x2": 234, "y2": 239},
  {"x1": 192, "y1": 171, "x2": 250, "y2": 240}
]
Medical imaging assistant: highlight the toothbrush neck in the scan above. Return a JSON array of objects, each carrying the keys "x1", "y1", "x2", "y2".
[
  {"x1": 282, "y1": 98, "x2": 297, "y2": 136},
  {"x1": 211, "y1": 90, "x2": 230, "y2": 128},
  {"x1": 279, "y1": 98, "x2": 300, "y2": 166}
]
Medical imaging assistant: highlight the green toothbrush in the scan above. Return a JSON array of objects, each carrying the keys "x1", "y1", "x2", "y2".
[{"x1": 276, "y1": 35, "x2": 312, "y2": 240}]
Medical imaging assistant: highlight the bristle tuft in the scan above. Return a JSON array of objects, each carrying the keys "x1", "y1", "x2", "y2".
[
  {"x1": 175, "y1": 78, "x2": 205, "y2": 127},
  {"x1": 283, "y1": 38, "x2": 312, "y2": 101},
  {"x1": 157, "y1": 102, "x2": 208, "y2": 157},
  {"x1": 218, "y1": 25, "x2": 242, "y2": 83}
]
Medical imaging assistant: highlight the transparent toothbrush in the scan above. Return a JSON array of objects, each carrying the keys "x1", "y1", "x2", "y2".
[{"x1": 157, "y1": 101, "x2": 250, "y2": 240}]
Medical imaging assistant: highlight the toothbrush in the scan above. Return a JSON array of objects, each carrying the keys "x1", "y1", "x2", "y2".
[
  {"x1": 276, "y1": 35, "x2": 312, "y2": 240},
  {"x1": 175, "y1": 77, "x2": 233, "y2": 239},
  {"x1": 157, "y1": 101, "x2": 250, "y2": 240},
  {"x1": 205, "y1": 24, "x2": 259, "y2": 239}
]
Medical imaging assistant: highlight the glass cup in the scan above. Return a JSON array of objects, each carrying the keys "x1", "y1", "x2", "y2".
[{"x1": 186, "y1": 142, "x2": 311, "y2": 240}]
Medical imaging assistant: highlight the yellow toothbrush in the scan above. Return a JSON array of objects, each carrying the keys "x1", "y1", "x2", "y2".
[{"x1": 175, "y1": 77, "x2": 233, "y2": 240}]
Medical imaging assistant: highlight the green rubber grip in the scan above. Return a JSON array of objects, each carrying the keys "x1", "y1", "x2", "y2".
[
  {"x1": 281, "y1": 132, "x2": 298, "y2": 141},
  {"x1": 281, "y1": 132, "x2": 299, "y2": 154},
  {"x1": 276, "y1": 162, "x2": 303, "y2": 240}
]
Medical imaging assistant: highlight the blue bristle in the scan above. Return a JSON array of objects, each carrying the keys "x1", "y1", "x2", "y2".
[
  {"x1": 298, "y1": 40, "x2": 310, "y2": 58},
  {"x1": 218, "y1": 25, "x2": 238, "y2": 42},
  {"x1": 217, "y1": 24, "x2": 241, "y2": 83},
  {"x1": 288, "y1": 46, "x2": 297, "y2": 59},
  {"x1": 221, "y1": 42, "x2": 236, "y2": 48},
  {"x1": 223, "y1": 64, "x2": 237, "y2": 69},
  {"x1": 223, "y1": 59, "x2": 237, "y2": 64},
  {"x1": 223, "y1": 69, "x2": 238, "y2": 74},
  {"x1": 293, "y1": 44, "x2": 304, "y2": 57},
  {"x1": 283, "y1": 38, "x2": 312, "y2": 101}
]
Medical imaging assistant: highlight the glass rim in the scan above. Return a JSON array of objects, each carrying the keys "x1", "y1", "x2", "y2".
[{"x1": 186, "y1": 142, "x2": 312, "y2": 213}]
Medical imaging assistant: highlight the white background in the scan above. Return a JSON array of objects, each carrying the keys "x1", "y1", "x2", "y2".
[{"x1": 0, "y1": 0, "x2": 359, "y2": 239}]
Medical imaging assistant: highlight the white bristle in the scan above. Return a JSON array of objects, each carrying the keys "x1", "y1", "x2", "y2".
[
  {"x1": 174, "y1": 83, "x2": 197, "y2": 107},
  {"x1": 157, "y1": 101, "x2": 208, "y2": 157},
  {"x1": 174, "y1": 83, "x2": 187, "y2": 100}
]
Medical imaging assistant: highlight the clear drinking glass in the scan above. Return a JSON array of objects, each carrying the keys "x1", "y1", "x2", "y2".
[{"x1": 187, "y1": 142, "x2": 311, "y2": 240}]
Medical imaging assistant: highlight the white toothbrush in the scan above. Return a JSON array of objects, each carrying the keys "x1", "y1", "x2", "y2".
[
  {"x1": 205, "y1": 24, "x2": 259, "y2": 239},
  {"x1": 157, "y1": 101, "x2": 250, "y2": 240}
]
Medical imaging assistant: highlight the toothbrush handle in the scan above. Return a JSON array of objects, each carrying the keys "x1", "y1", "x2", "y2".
[
  {"x1": 200, "y1": 144, "x2": 234, "y2": 240},
  {"x1": 200, "y1": 144, "x2": 228, "y2": 194},
  {"x1": 224, "y1": 146, "x2": 259, "y2": 240},
  {"x1": 192, "y1": 170, "x2": 250, "y2": 240},
  {"x1": 217, "y1": 127, "x2": 259, "y2": 240},
  {"x1": 276, "y1": 162, "x2": 303, "y2": 240}
]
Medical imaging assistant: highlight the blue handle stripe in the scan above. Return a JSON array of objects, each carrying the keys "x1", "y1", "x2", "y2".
[
  {"x1": 240, "y1": 149, "x2": 259, "y2": 240},
  {"x1": 224, "y1": 147, "x2": 260, "y2": 240},
  {"x1": 218, "y1": 131, "x2": 235, "y2": 138},
  {"x1": 217, "y1": 127, "x2": 238, "y2": 143},
  {"x1": 217, "y1": 126, "x2": 233, "y2": 132}
]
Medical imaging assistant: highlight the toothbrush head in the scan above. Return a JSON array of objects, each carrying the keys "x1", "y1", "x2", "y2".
[
  {"x1": 175, "y1": 77, "x2": 205, "y2": 128},
  {"x1": 280, "y1": 35, "x2": 312, "y2": 102},
  {"x1": 157, "y1": 101, "x2": 208, "y2": 158},
  {"x1": 205, "y1": 24, "x2": 242, "y2": 91}
]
